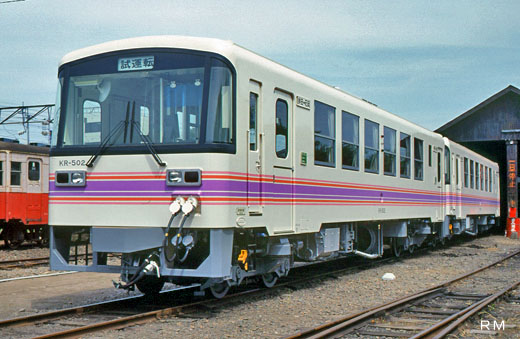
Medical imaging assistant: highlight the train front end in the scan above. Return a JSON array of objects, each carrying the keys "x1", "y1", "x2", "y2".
[{"x1": 49, "y1": 37, "x2": 241, "y2": 295}]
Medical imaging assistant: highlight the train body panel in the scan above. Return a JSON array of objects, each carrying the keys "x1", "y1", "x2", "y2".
[
  {"x1": 0, "y1": 142, "x2": 49, "y2": 247},
  {"x1": 48, "y1": 36, "x2": 500, "y2": 295}
]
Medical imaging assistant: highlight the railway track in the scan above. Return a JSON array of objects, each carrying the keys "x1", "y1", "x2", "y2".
[
  {"x1": 0, "y1": 245, "x2": 417, "y2": 338},
  {"x1": 286, "y1": 248, "x2": 520, "y2": 339},
  {"x1": 0, "y1": 256, "x2": 49, "y2": 269},
  {"x1": 0, "y1": 243, "x2": 517, "y2": 338}
]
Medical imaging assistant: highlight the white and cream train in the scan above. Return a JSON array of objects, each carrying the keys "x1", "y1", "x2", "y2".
[{"x1": 49, "y1": 36, "x2": 500, "y2": 297}]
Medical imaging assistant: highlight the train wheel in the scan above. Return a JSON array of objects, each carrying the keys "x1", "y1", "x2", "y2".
[
  {"x1": 209, "y1": 281, "x2": 230, "y2": 299},
  {"x1": 261, "y1": 273, "x2": 278, "y2": 288},
  {"x1": 135, "y1": 276, "x2": 165, "y2": 295},
  {"x1": 391, "y1": 239, "x2": 402, "y2": 258},
  {"x1": 4, "y1": 226, "x2": 24, "y2": 249},
  {"x1": 407, "y1": 245, "x2": 415, "y2": 254}
]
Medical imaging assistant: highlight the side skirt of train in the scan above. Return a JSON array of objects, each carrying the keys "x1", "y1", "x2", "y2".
[{"x1": 49, "y1": 207, "x2": 498, "y2": 298}]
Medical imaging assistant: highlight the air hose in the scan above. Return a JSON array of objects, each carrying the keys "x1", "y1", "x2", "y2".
[
  {"x1": 163, "y1": 196, "x2": 198, "y2": 264},
  {"x1": 163, "y1": 213, "x2": 188, "y2": 263},
  {"x1": 113, "y1": 252, "x2": 159, "y2": 290}
]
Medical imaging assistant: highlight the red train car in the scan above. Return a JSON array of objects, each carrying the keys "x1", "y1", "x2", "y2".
[{"x1": 0, "y1": 141, "x2": 49, "y2": 248}]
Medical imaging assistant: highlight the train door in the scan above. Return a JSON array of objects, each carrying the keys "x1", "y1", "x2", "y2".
[
  {"x1": 455, "y1": 154, "x2": 463, "y2": 218},
  {"x1": 443, "y1": 146, "x2": 454, "y2": 217},
  {"x1": 247, "y1": 81, "x2": 263, "y2": 214},
  {"x1": 433, "y1": 147, "x2": 444, "y2": 221},
  {"x1": 27, "y1": 158, "x2": 42, "y2": 194},
  {"x1": 0, "y1": 152, "x2": 6, "y2": 220},
  {"x1": 26, "y1": 158, "x2": 44, "y2": 222},
  {"x1": 271, "y1": 90, "x2": 294, "y2": 233}
]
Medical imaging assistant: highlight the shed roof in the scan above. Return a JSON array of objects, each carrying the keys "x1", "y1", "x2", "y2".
[{"x1": 436, "y1": 85, "x2": 520, "y2": 133}]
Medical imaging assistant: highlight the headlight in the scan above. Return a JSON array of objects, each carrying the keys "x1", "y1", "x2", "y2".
[
  {"x1": 166, "y1": 169, "x2": 201, "y2": 186},
  {"x1": 71, "y1": 172, "x2": 85, "y2": 185},
  {"x1": 55, "y1": 170, "x2": 86, "y2": 187}
]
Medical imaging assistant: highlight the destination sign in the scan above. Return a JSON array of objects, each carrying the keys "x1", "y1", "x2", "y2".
[{"x1": 118, "y1": 56, "x2": 155, "y2": 71}]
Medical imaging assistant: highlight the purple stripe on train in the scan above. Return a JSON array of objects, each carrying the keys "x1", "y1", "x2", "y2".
[{"x1": 49, "y1": 179, "x2": 498, "y2": 206}]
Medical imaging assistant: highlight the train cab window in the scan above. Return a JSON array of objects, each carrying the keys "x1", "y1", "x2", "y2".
[
  {"x1": 464, "y1": 158, "x2": 469, "y2": 188},
  {"x1": 342, "y1": 112, "x2": 359, "y2": 170},
  {"x1": 475, "y1": 162, "x2": 479, "y2": 190},
  {"x1": 207, "y1": 60, "x2": 233, "y2": 144},
  {"x1": 470, "y1": 160, "x2": 474, "y2": 188},
  {"x1": 414, "y1": 138, "x2": 424, "y2": 180},
  {"x1": 140, "y1": 106, "x2": 150, "y2": 136},
  {"x1": 437, "y1": 152, "x2": 441, "y2": 183},
  {"x1": 383, "y1": 126, "x2": 396, "y2": 176},
  {"x1": 275, "y1": 99, "x2": 288, "y2": 158},
  {"x1": 456, "y1": 158, "x2": 459, "y2": 186},
  {"x1": 11, "y1": 162, "x2": 21, "y2": 186},
  {"x1": 364, "y1": 120, "x2": 379, "y2": 173},
  {"x1": 444, "y1": 147, "x2": 450, "y2": 185},
  {"x1": 28, "y1": 161, "x2": 40, "y2": 181},
  {"x1": 83, "y1": 100, "x2": 101, "y2": 144},
  {"x1": 249, "y1": 93, "x2": 258, "y2": 151},
  {"x1": 400, "y1": 133, "x2": 411, "y2": 178},
  {"x1": 314, "y1": 101, "x2": 336, "y2": 167}
]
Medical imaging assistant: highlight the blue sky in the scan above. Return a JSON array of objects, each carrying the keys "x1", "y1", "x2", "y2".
[{"x1": 1, "y1": 0, "x2": 520, "y2": 143}]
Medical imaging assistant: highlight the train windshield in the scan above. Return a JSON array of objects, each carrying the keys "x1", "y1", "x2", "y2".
[{"x1": 53, "y1": 51, "x2": 234, "y2": 153}]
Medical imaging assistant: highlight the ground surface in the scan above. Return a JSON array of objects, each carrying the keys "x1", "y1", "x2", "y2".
[{"x1": 0, "y1": 234, "x2": 519, "y2": 338}]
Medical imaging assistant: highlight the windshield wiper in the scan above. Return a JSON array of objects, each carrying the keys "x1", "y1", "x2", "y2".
[
  {"x1": 86, "y1": 101, "x2": 166, "y2": 168},
  {"x1": 127, "y1": 101, "x2": 166, "y2": 167},
  {"x1": 86, "y1": 102, "x2": 131, "y2": 167},
  {"x1": 86, "y1": 121, "x2": 126, "y2": 168}
]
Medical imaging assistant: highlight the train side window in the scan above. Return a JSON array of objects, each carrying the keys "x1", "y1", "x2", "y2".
[
  {"x1": 28, "y1": 161, "x2": 40, "y2": 181},
  {"x1": 464, "y1": 158, "x2": 469, "y2": 188},
  {"x1": 275, "y1": 99, "x2": 288, "y2": 158},
  {"x1": 414, "y1": 138, "x2": 423, "y2": 181},
  {"x1": 400, "y1": 133, "x2": 411, "y2": 178},
  {"x1": 485, "y1": 166, "x2": 488, "y2": 191},
  {"x1": 428, "y1": 145, "x2": 432, "y2": 167},
  {"x1": 383, "y1": 127, "x2": 396, "y2": 176},
  {"x1": 342, "y1": 111, "x2": 359, "y2": 170},
  {"x1": 480, "y1": 164, "x2": 484, "y2": 190},
  {"x1": 249, "y1": 92, "x2": 258, "y2": 151},
  {"x1": 444, "y1": 147, "x2": 450, "y2": 185},
  {"x1": 0, "y1": 161, "x2": 3, "y2": 186},
  {"x1": 475, "y1": 162, "x2": 479, "y2": 189},
  {"x1": 490, "y1": 168, "x2": 493, "y2": 192},
  {"x1": 11, "y1": 162, "x2": 21, "y2": 186},
  {"x1": 314, "y1": 101, "x2": 336, "y2": 167},
  {"x1": 470, "y1": 160, "x2": 474, "y2": 188},
  {"x1": 364, "y1": 120, "x2": 379, "y2": 173}
]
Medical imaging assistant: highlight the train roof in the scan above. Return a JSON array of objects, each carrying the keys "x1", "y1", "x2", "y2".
[
  {"x1": 0, "y1": 141, "x2": 50, "y2": 155},
  {"x1": 59, "y1": 36, "x2": 441, "y2": 141}
]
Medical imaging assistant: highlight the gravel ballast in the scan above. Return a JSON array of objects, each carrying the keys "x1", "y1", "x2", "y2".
[{"x1": 0, "y1": 235, "x2": 519, "y2": 338}]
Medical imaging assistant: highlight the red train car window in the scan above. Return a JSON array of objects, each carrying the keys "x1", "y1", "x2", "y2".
[
  {"x1": 11, "y1": 162, "x2": 21, "y2": 186},
  {"x1": 28, "y1": 161, "x2": 40, "y2": 181}
]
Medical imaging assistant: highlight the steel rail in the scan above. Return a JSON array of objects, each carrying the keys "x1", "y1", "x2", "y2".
[
  {"x1": 0, "y1": 237, "x2": 502, "y2": 338},
  {"x1": 417, "y1": 279, "x2": 520, "y2": 339},
  {"x1": 0, "y1": 248, "x2": 404, "y2": 337},
  {"x1": 0, "y1": 256, "x2": 49, "y2": 269},
  {"x1": 285, "y1": 248, "x2": 520, "y2": 339}
]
